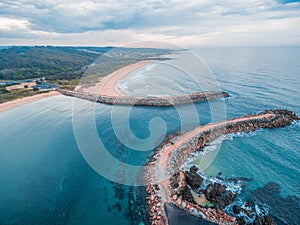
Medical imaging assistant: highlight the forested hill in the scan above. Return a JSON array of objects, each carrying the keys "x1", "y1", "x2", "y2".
[
  {"x1": 0, "y1": 46, "x2": 171, "y2": 81},
  {"x1": 0, "y1": 46, "x2": 112, "y2": 80}
]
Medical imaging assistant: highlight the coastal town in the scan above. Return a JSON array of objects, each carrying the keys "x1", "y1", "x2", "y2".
[{"x1": 1, "y1": 77, "x2": 57, "y2": 92}]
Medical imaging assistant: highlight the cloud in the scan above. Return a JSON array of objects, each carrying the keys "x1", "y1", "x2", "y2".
[
  {"x1": 0, "y1": 0, "x2": 299, "y2": 46},
  {"x1": 0, "y1": 17, "x2": 29, "y2": 30}
]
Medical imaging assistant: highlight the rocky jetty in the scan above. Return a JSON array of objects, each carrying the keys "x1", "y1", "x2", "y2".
[
  {"x1": 57, "y1": 88, "x2": 230, "y2": 106},
  {"x1": 144, "y1": 109, "x2": 299, "y2": 225}
]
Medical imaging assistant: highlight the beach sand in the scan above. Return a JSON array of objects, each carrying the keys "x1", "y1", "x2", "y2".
[
  {"x1": 0, "y1": 60, "x2": 154, "y2": 113},
  {"x1": 81, "y1": 60, "x2": 155, "y2": 96},
  {"x1": 0, "y1": 91, "x2": 60, "y2": 113}
]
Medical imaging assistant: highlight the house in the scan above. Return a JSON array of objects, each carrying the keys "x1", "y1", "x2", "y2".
[{"x1": 32, "y1": 82, "x2": 58, "y2": 91}]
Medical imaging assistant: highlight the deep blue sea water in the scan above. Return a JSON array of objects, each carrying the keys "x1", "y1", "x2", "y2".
[{"x1": 0, "y1": 47, "x2": 299, "y2": 225}]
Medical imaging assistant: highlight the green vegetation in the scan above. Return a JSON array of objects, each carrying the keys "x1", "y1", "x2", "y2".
[
  {"x1": 51, "y1": 78, "x2": 81, "y2": 91},
  {"x1": 0, "y1": 46, "x2": 171, "y2": 81},
  {"x1": 0, "y1": 46, "x2": 104, "y2": 81},
  {"x1": 0, "y1": 46, "x2": 172, "y2": 103},
  {"x1": 0, "y1": 86, "x2": 49, "y2": 104}
]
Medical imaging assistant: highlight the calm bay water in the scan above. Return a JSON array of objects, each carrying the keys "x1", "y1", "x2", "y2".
[{"x1": 0, "y1": 47, "x2": 299, "y2": 224}]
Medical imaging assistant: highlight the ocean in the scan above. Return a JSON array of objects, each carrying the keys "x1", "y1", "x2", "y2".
[{"x1": 0, "y1": 47, "x2": 299, "y2": 225}]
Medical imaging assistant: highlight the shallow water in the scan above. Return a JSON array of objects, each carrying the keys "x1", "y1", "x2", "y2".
[{"x1": 0, "y1": 47, "x2": 299, "y2": 224}]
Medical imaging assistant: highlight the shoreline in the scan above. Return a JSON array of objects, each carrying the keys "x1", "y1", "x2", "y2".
[
  {"x1": 81, "y1": 60, "x2": 156, "y2": 96},
  {"x1": 144, "y1": 109, "x2": 299, "y2": 225},
  {"x1": 0, "y1": 91, "x2": 61, "y2": 113},
  {"x1": 0, "y1": 60, "x2": 153, "y2": 113},
  {"x1": 59, "y1": 59, "x2": 230, "y2": 106}
]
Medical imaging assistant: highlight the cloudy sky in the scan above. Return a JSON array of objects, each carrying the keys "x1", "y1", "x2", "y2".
[{"x1": 0, "y1": 0, "x2": 300, "y2": 47}]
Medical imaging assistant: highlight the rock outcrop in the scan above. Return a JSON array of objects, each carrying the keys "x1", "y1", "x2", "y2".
[{"x1": 184, "y1": 166, "x2": 203, "y2": 190}]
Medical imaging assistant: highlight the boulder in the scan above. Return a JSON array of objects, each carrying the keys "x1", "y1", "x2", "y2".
[
  {"x1": 232, "y1": 205, "x2": 242, "y2": 214},
  {"x1": 264, "y1": 216, "x2": 275, "y2": 225},
  {"x1": 205, "y1": 183, "x2": 235, "y2": 209},
  {"x1": 181, "y1": 186, "x2": 196, "y2": 204},
  {"x1": 205, "y1": 183, "x2": 214, "y2": 201},
  {"x1": 213, "y1": 183, "x2": 227, "y2": 196},
  {"x1": 253, "y1": 216, "x2": 264, "y2": 225},
  {"x1": 224, "y1": 191, "x2": 235, "y2": 205},
  {"x1": 205, "y1": 183, "x2": 226, "y2": 201},
  {"x1": 213, "y1": 196, "x2": 227, "y2": 209},
  {"x1": 236, "y1": 217, "x2": 246, "y2": 225},
  {"x1": 169, "y1": 173, "x2": 179, "y2": 189},
  {"x1": 190, "y1": 165, "x2": 199, "y2": 173},
  {"x1": 184, "y1": 170, "x2": 203, "y2": 190}
]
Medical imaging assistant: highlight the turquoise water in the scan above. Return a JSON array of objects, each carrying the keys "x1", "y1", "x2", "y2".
[
  {"x1": 199, "y1": 47, "x2": 300, "y2": 224},
  {"x1": 0, "y1": 47, "x2": 299, "y2": 224}
]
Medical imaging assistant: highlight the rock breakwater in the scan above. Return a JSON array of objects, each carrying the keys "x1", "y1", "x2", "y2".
[
  {"x1": 144, "y1": 109, "x2": 299, "y2": 225},
  {"x1": 57, "y1": 88, "x2": 230, "y2": 106}
]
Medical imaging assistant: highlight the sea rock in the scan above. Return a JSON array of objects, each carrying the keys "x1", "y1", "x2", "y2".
[
  {"x1": 190, "y1": 165, "x2": 199, "y2": 173},
  {"x1": 223, "y1": 191, "x2": 235, "y2": 205},
  {"x1": 184, "y1": 168, "x2": 203, "y2": 190},
  {"x1": 181, "y1": 186, "x2": 196, "y2": 204},
  {"x1": 205, "y1": 183, "x2": 214, "y2": 201},
  {"x1": 264, "y1": 216, "x2": 275, "y2": 225},
  {"x1": 205, "y1": 183, "x2": 235, "y2": 209},
  {"x1": 169, "y1": 173, "x2": 179, "y2": 189},
  {"x1": 250, "y1": 182, "x2": 299, "y2": 225},
  {"x1": 232, "y1": 205, "x2": 242, "y2": 214},
  {"x1": 213, "y1": 183, "x2": 227, "y2": 196},
  {"x1": 236, "y1": 217, "x2": 246, "y2": 225},
  {"x1": 205, "y1": 183, "x2": 226, "y2": 201},
  {"x1": 213, "y1": 196, "x2": 227, "y2": 209},
  {"x1": 253, "y1": 216, "x2": 264, "y2": 225}
]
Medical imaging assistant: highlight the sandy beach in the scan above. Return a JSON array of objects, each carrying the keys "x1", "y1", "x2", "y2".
[
  {"x1": 0, "y1": 91, "x2": 61, "y2": 113},
  {"x1": 82, "y1": 60, "x2": 156, "y2": 96},
  {"x1": 0, "y1": 61, "x2": 154, "y2": 113}
]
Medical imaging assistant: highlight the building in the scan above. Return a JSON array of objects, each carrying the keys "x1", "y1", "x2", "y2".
[{"x1": 32, "y1": 82, "x2": 58, "y2": 91}]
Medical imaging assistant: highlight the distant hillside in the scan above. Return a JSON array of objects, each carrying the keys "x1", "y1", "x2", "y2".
[
  {"x1": 0, "y1": 46, "x2": 110, "y2": 80},
  {"x1": 0, "y1": 46, "x2": 171, "y2": 81}
]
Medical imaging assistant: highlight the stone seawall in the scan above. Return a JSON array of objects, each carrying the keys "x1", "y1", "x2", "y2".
[
  {"x1": 144, "y1": 109, "x2": 299, "y2": 225},
  {"x1": 57, "y1": 88, "x2": 230, "y2": 106}
]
